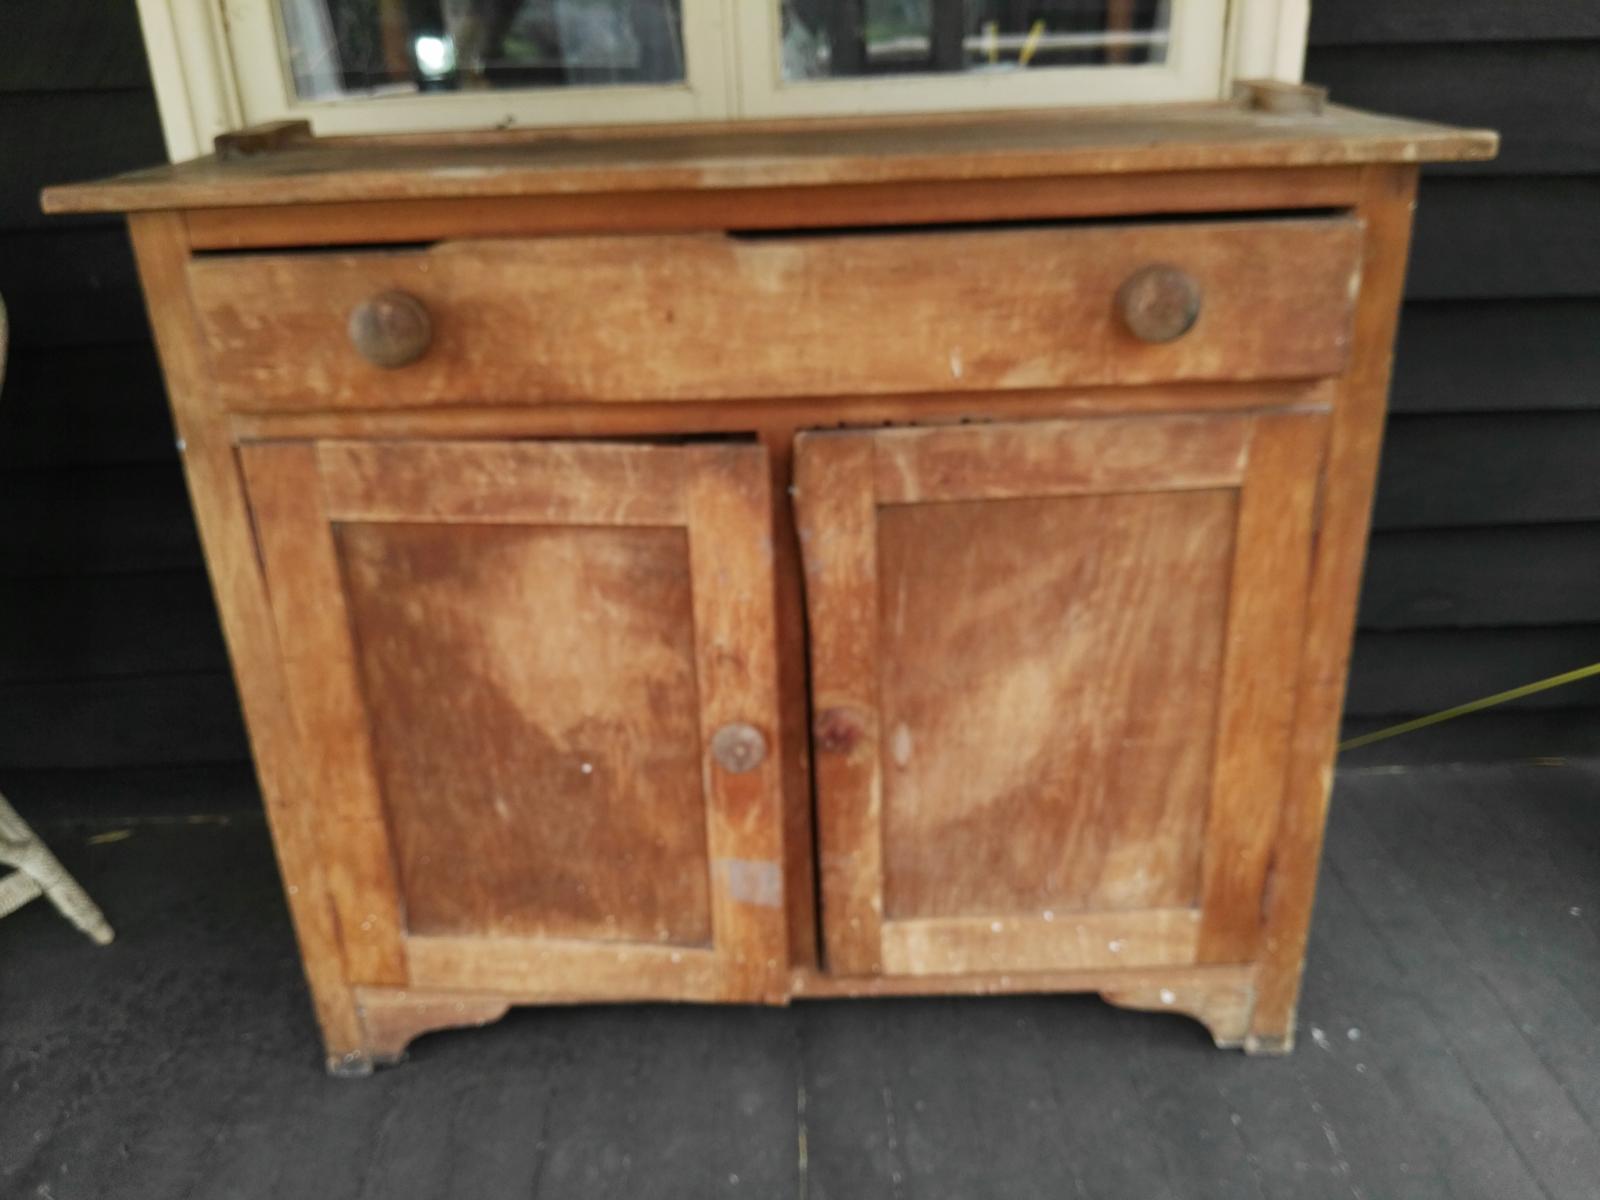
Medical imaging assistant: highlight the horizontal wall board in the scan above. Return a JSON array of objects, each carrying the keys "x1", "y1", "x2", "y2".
[
  {"x1": 1311, "y1": 4, "x2": 1600, "y2": 45},
  {"x1": 0, "y1": 570, "x2": 226, "y2": 684},
  {"x1": 1307, "y1": 43, "x2": 1600, "y2": 176},
  {"x1": 0, "y1": 464, "x2": 202, "y2": 577},
  {"x1": 1390, "y1": 300, "x2": 1600, "y2": 413},
  {"x1": 1408, "y1": 178, "x2": 1600, "y2": 301},
  {"x1": 1360, "y1": 526, "x2": 1600, "y2": 630},
  {"x1": 1372, "y1": 413, "x2": 1600, "y2": 530},
  {"x1": 1339, "y1": 709, "x2": 1600, "y2": 768},
  {"x1": 0, "y1": 1, "x2": 152, "y2": 92},
  {"x1": 1346, "y1": 626, "x2": 1600, "y2": 716},
  {"x1": 0, "y1": 91, "x2": 166, "y2": 231},
  {"x1": 0, "y1": 763, "x2": 261, "y2": 825},
  {"x1": 0, "y1": 344, "x2": 174, "y2": 468},
  {"x1": 0, "y1": 673, "x2": 248, "y2": 770},
  {"x1": 0, "y1": 229, "x2": 148, "y2": 349}
]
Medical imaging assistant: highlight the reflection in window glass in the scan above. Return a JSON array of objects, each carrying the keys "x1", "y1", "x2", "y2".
[
  {"x1": 278, "y1": 0, "x2": 686, "y2": 100},
  {"x1": 781, "y1": 1, "x2": 1169, "y2": 81}
]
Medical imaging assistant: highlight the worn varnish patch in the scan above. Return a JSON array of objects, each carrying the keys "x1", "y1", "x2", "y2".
[
  {"x1": 877, "y1": 490, "x2": 1236, "y2": 921},
  {"x1": 336, "y1": 521, "x2": 714, "y2": 946}
]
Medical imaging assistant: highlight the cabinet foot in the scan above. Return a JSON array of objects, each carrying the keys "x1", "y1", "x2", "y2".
[
  {"x1": 1243, "y1": 1023, "x2": 1295, "y2": 1056},
  {"x1": 325, "y1": 987, "x2": 513, "y2": 1073},
  {"x1": 1099, "y1": 979, "x2": 1257, "y2": 1050}
]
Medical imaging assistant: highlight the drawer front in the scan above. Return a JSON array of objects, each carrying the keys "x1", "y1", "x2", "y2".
[{"x1": 190, "y1": 218, "x2": 1362, "y2": 412}]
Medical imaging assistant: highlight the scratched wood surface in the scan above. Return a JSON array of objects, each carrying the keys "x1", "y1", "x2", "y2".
[
  {"x1": 239, "y1": 437, "x2": 788, "y2": 1013},
  {"x1": 336, "y1": 521, "x2": 712, "y2": 946},
  {"x1": 800, "y1": 411, "x2": 1327, "y2": 981},
  {"x1": 40, "y1": 100, "x2": 1495, "y2": 214},
  {"x1": 876, "y1": 490, "x2": 1234, "y2": 920},
  {"x1": 185, "y1": 220, "x2": 1361, "y2": 412}
]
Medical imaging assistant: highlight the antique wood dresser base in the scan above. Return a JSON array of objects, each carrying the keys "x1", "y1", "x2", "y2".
[{"x1": 47, "y1": 98, "x2": 1495, "y2": 1073}]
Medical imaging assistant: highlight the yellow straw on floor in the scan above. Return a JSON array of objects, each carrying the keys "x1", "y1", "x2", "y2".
[{"x1": 1339, "y1": 660, "x2": 1600, "y2": 752}]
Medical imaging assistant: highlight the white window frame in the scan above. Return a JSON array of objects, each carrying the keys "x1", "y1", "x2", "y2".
[{"x1": 137, "y1": 0, "x2": 1308, "y2": 162}]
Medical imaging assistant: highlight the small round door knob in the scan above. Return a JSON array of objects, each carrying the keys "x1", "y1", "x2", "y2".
[
  {"x1": 348, "y1": 289, "x2": 432, "y2": 368},
  {"x1": 1116, "y1": 265, "x2": 1202, "y2": 343},
  {"x1": 711, "y1": 723, "x2": 767, "y2": 774}
]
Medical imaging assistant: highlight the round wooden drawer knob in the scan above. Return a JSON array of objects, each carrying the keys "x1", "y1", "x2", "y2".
[
  {"x1": 1116, "y1": 265, "x2": 1202, "y2": 343},
  {"x1": 348, "y1": 290, "x2": 432, "y2": 368},
  {"x1": 711, "y1": 723, "x2": 767, "y2": 774}
]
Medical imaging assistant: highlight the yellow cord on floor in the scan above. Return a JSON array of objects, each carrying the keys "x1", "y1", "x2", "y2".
[{"x1": 1339, "y1": 660, "x2": 1600, "y2": 752}]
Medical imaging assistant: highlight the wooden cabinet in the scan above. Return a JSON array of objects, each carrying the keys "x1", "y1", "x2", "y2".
[{"x1": 46, "y1": 97, "x2": 1496, "y2": 1072}]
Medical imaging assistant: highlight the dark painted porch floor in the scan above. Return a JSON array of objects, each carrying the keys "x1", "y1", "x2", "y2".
[{"x1": 4, "y1": 762, "x2": 1599, "y2": 1199}]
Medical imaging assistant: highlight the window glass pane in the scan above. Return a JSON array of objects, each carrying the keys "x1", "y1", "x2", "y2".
[
  {"x1": 279, "y1": 0, "x2": 687, "y2": 100},
  {"x1": 780, "y1": 1, "x2": 1169, "y2": 81}
]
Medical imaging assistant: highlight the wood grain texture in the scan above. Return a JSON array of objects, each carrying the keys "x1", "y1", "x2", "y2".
[
  {"x1": 238, "y1": 444, "x2": 409, "y2": 986},
  {"x1": 226, "y1": 380, "x2": 1333, "y2": 444},
  {"x1": 405, "y1": 935, "x2": 724, "y2": 997},
  {"x1": 800, "y1": 412, "x2": 1329, "y2": 983},
  {"x1": 871, "y1": 413, "x2": 1250, "y2": 503},
  {"x1": 1251, "y1": 165, "x2": 1420, "y2": 1049},
  {"x1": 41, "y1": 102, "x2": 1495, "y2": 215},
  {"x1": 186, "y1": 220, "x2": 1362, "y2": 411},
  {"x1": 182, "y1": 168, "x2": 1367, "y2": 251},
  {"x1": 317, "y1": 440, "x2": 687, "y2": 525},
  {"x1": 1196, "y1": 411, "x2": 1328, "y2": 964},
  {"x1": 881, "y1": 909, "x2": 1201, "y2": 976},
  {"x1": 336, "y1": 520, "x2": 713, "y2": 946},
  {"x1": 787, "y1": 961, "x2": 1256, "y2": 1001},
  {"x1": 758, "y1": 428, "x2": 820, "y2": 972},
  {"x1": 252, "y1": 438, "x2": 786, "y2": 1002},
  {"x1": 682, "y1": 445, "x2": 790, "y2": 1001},
  {"x1": 127, "y1": 212, "x2": 370, "y2": 1068},
  {"x1": 352, "y1": 987, "x2": 512, "y2": 1065},
  {"x1": 876, "y1": 489, "x2": 1234, "y2": 920},
  {"x1": 793, "y1": 433, "x2": 883, "y2": 976},
  {"x1": 1099, "y1": 978, "x2": 1257, "y2": 1050}
]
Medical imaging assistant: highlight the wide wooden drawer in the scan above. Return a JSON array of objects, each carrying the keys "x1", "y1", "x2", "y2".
[{"x1": 188, "y1": 218, "x2": 1362, "y2": 412}]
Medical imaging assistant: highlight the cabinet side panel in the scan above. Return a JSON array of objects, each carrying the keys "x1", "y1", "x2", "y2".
[
  {"x1": 126, "y1": 212, "x2": 368, "y2": 1066},
  {"x1": 1251, "y1": 165, "x2": 1421, "y2": 1049}
]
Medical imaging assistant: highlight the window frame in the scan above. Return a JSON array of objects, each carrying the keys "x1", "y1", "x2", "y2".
[
  {"x1": 136, "y1": 0, "x2": 1309, "y2": 162},
  {"x1": 736, "y1": 1, "x2": 1227, "y2": 120}
]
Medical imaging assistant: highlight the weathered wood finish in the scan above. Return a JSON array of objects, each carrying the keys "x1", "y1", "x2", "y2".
[
  {"x1": 239, "y1": 438, "x2": 789, "y2": 1006},
  {"x1": 187, "y1": 220, "x2": 1362, "y2": 412},
  {"x1": 42, "y1": 101, "x2": 1495, "y2": 215},
  {"x1": 96, "y1": 107, "x2": 1472, "y2": 1066},
  {"x1": 334, "y1": 521, "x2": 713, "y2": 946},
  {"x1": 796, "y1": 411, "x2": 1327, "y2": 979}
]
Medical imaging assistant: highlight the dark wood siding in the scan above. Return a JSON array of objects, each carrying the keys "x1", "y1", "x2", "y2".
[
  {"x1": 1314, "y1": 6, "x2": 1600, "y2": 762},
  {"x1": 0, "y1": 2, "x2": 1592, "y2": 803},
  {"x1": 0, "y1": 0, "x2": 251, "y2": 801}
]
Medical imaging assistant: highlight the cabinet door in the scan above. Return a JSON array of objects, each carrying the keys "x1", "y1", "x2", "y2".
[
  {"x1": 240, "y1": 439, "x2": 787, "y2": 1001},
  {"x1": 795, "y1": 412, "x2": 1326, "y2": 977}
]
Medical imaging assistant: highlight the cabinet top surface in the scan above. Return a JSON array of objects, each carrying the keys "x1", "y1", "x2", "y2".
[{"x1": 43, "y1": 100, "x2": 1495, "y2": 216}]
